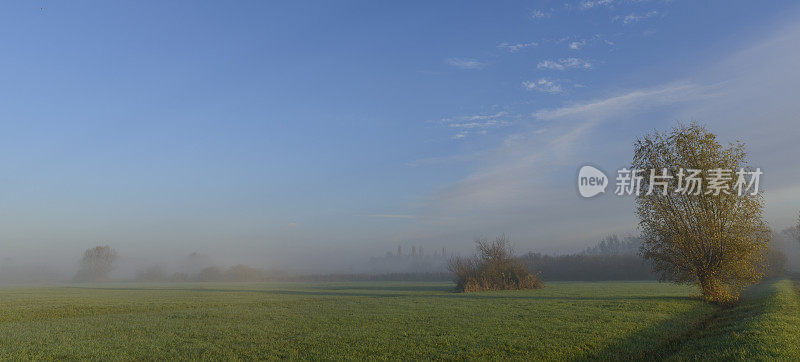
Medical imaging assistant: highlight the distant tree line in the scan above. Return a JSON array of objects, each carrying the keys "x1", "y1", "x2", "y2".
[
  {"x1": 581, "y1": 235, "x2": 642, "y2": 256},
  {"x1": 519, "y1": 235, "x2": 656, "y2": 281},
  {"x1": 518, "y1": 233, "x2": 788, "y2": 282},
  {"x1": 136, "y1": 264, "x2": 288, "y2": 282},
  {"x1": 138, "y1": 267, "x2": 453, "y2": 283},
  {"x1": 291, "y1": 272, "x2": 452, "y2": 282},
  {"x1": 520, "y1": 253, "x2": 655, "y2": 281}
]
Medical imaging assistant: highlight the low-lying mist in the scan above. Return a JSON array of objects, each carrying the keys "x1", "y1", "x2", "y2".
[{"x1": 3, "y1": 226, "x2": 797, "y2": 284}]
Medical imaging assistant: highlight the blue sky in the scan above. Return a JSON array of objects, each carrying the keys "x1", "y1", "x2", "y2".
[{"x1": 2, "y1": 1, "x2": 800, "y2": 269}]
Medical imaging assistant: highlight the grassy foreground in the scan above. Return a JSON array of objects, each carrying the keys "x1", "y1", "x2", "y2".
[
  {"x1": 0, "y1": 280, "x2": 796, "y2": 360},
  {"x1": 672, "y1": 279, "x2": 800, "y2": 360}
]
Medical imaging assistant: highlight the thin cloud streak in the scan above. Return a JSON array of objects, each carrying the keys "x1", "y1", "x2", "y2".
[
  {"x1": 538, "y1": 58, "x2": 593, "y2": 70},
  {"x1": 445, "y1": 58, "x2": 485, "y2": 69},
  {"x1": 522, "y1": 78, "x2": 565, "y2": 94},
  {"x1": 532, "y1": 82, "x2": 716, "y2": 121},
  {"x1": 497, "y1": 41, "x2": 538, "y2": 52}
]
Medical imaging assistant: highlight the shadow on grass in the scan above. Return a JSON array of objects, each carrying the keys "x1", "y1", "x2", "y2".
[
  {"x1": 574, "y1": 281, "x2": 793, "y2": 361},
  {"x1": 571, "y1": 304, "x2": 719, "y2": 361},
  {"x1": 663, "y1": 280, "x2": 797, "y2": 360}
]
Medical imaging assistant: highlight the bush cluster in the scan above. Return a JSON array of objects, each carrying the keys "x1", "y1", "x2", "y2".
[{"x1": 449, "y1": 234, "x2": 543, "y2": 292}]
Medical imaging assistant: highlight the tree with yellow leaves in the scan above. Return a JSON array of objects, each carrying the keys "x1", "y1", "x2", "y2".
[{"x1": 633, "y1": 124, "x2": 770, "y2": 304}]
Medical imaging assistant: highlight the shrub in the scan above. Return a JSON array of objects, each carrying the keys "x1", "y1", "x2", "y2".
[
  {"x1": 74, "y1": 245, "x2": 118, "y2": 282},
  {"x1": 449, "y1": 234, "x2": 543, "y2": 292}
]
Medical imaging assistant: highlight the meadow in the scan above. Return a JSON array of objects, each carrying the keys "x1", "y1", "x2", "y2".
[{"x1": 0, "y1": 280, "x2": 797, "y2": 360}]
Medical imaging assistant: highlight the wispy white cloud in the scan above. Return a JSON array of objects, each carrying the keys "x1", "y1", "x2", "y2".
[
  {"x1": 538, "y1": 58, "x2": 593, "y2": 70},
  {"x1": 497, "y1": 41, "x2": 538, "y2": 52},
  {"x1": 569, "y1": 40, "x2": 587, "y2": 50},
  {"x1": 618, "y1": 10, "x2": 658, "y2": 24},
  {"x1": 437, "y1": 111, "x2": 513, "y2": 139},
  {"x1": 445, "y1": 58, "x2": 485, "y2": 69},
  {"x1": 522, "y1": 78, "x2": 564, "y2": 94},
  {"x1": 532, "y1": 82, "x2": 711, "y2": 121},
  {"x1": 448, "y1": 120, "x2": 511, "y2": 129},
  {"x1": 530, "y1": 9, "x2": 552, "y2": 19},
  {"x1": 465, "y1": 112, "x2": 507, "y2": 121},
  {"x1": 500, "y1": 34, "x2": 609, "y2": 52},
  {"x1": 561, "y1": 58, "x2": 593, "y2": 69},
  {"x1": 580, "y1": 0, "x2": 613, "y2": 10},
  {"x1": 537, "y1": 60, "x2": 564, "y2": 70}
]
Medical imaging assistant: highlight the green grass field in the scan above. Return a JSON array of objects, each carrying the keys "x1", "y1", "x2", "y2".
[{"x1": 0, "y1": 280, "x2": 797, "y2": 360}]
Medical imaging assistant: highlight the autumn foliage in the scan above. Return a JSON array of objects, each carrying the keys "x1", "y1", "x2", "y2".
[
  {"x1": 633, "y1": 124, "x2": 770, "y2": 304},
  {"x1": 449, "y1": 234, "x2": 544, "y2": 292}
]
